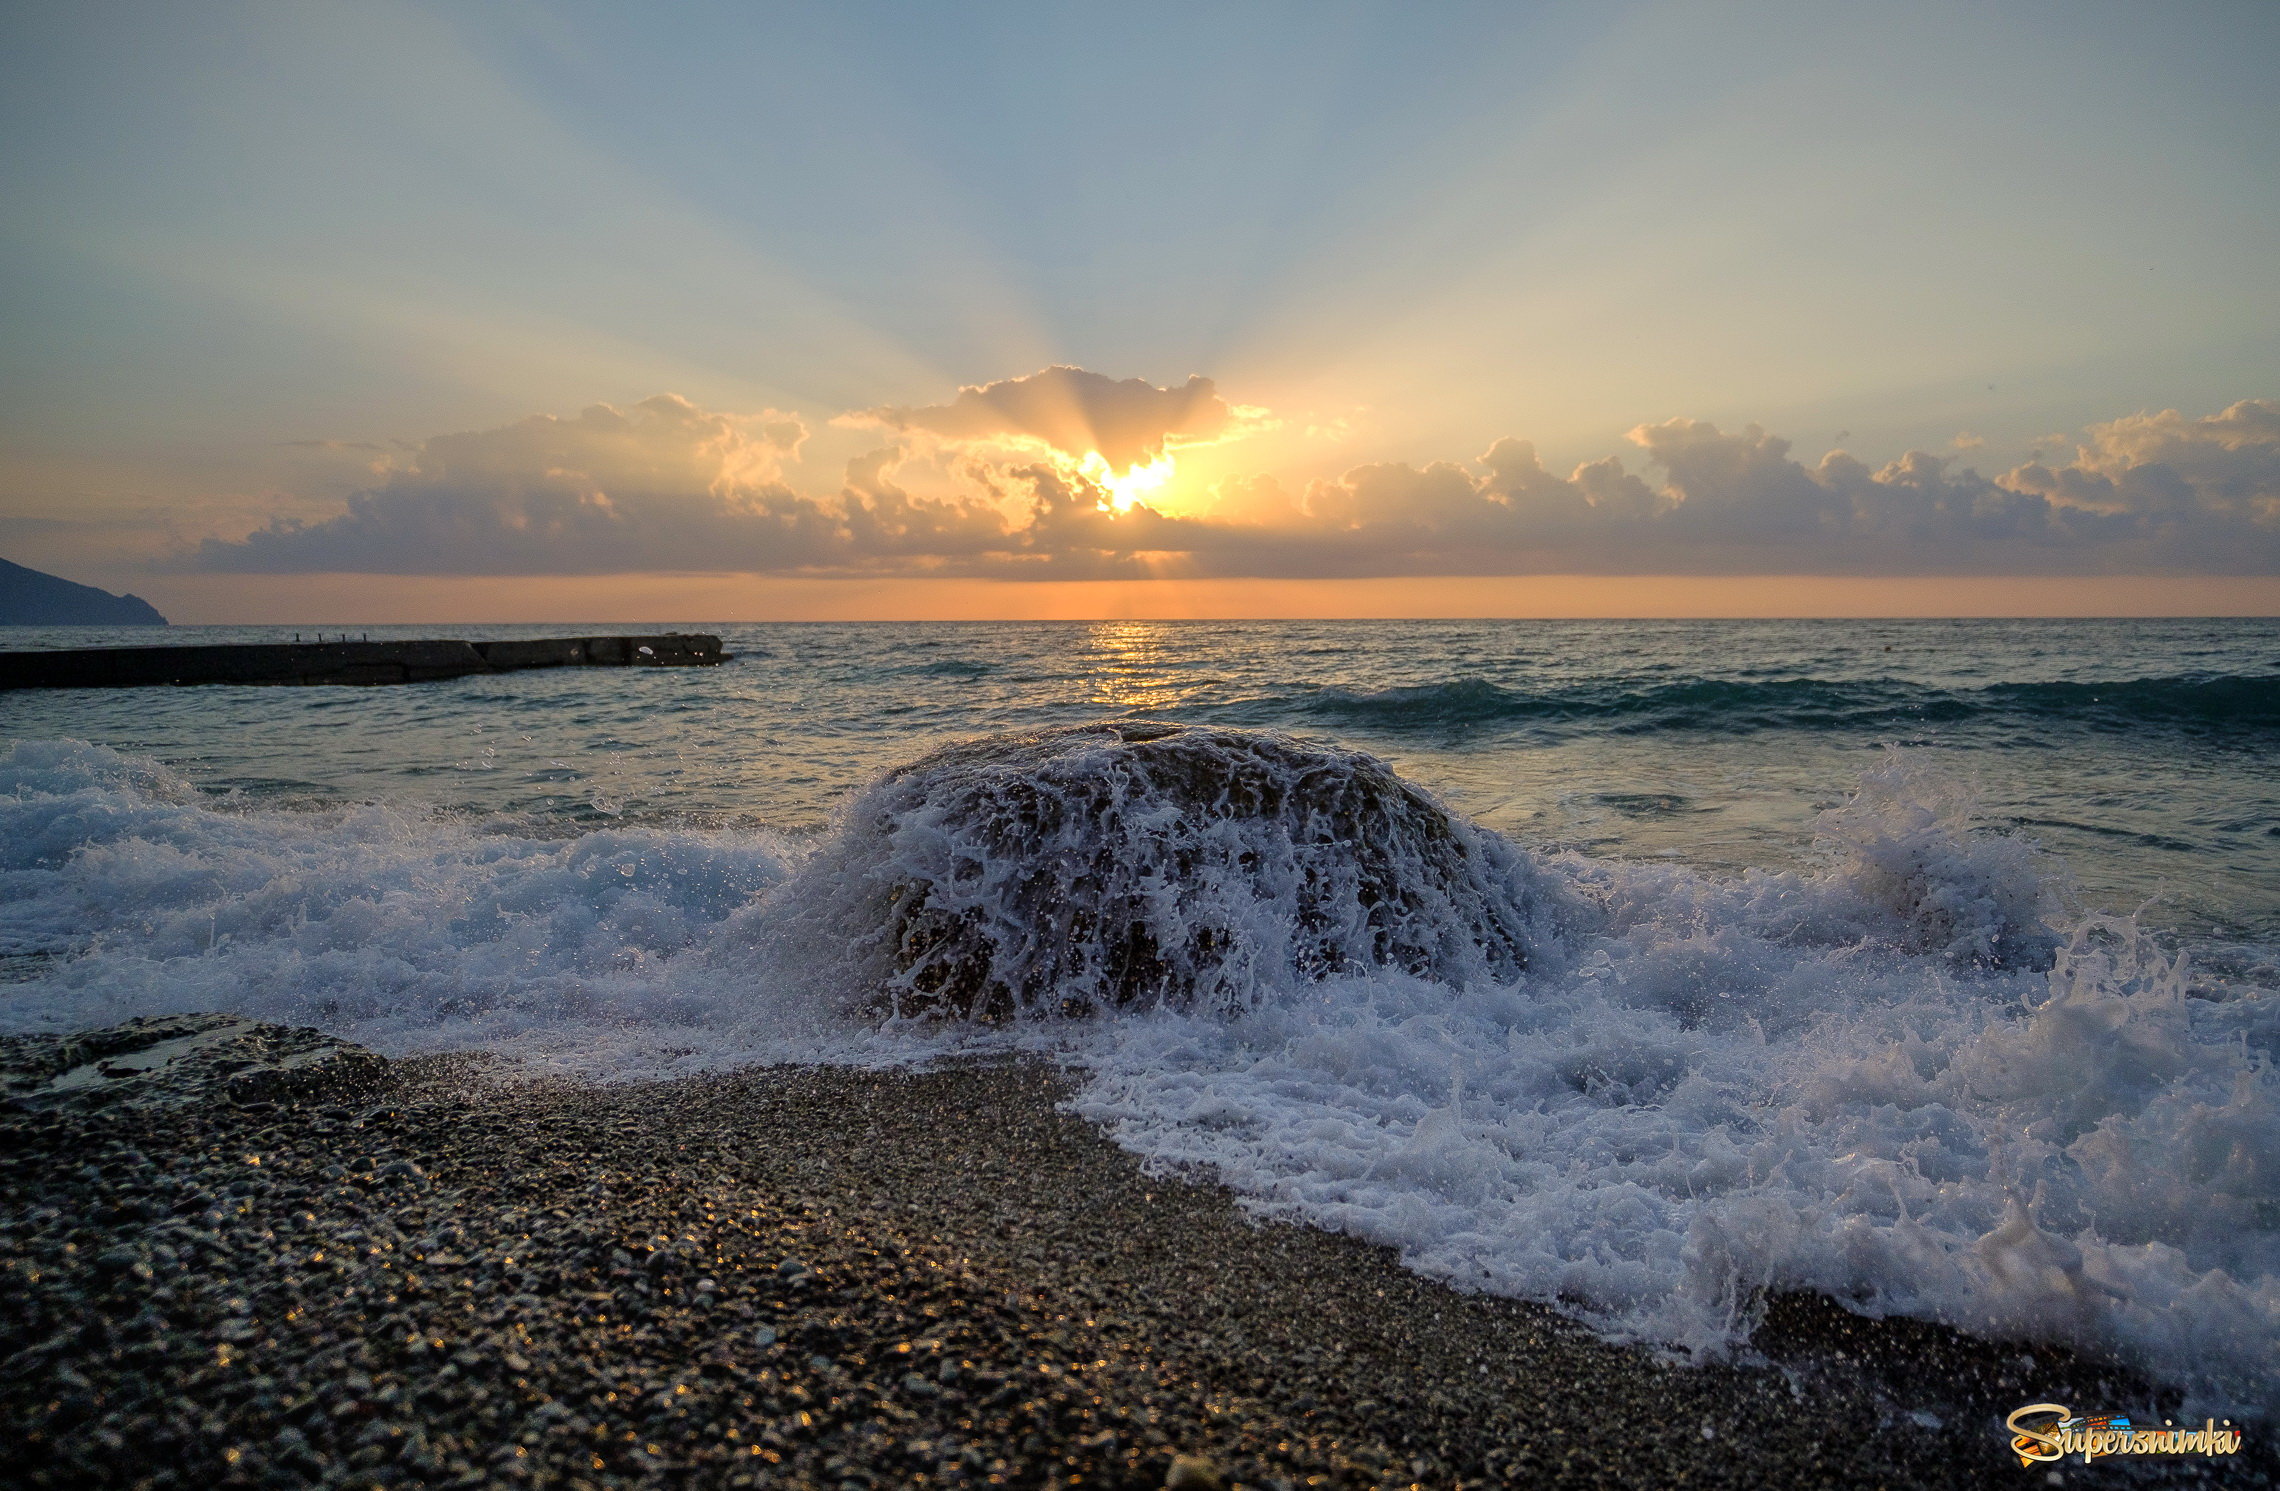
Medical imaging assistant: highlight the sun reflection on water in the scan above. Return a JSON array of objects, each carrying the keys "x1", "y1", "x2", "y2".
[{"x1": 1081, "y1": 622, "x2": 1190, "y2": 713}]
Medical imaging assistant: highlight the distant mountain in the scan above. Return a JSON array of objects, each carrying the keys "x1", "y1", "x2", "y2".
[{"x1": 0, "y1": 557, "x2": 168, "y2": 625}]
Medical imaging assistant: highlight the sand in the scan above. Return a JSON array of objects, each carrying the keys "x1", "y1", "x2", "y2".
[{"x1": 0, "y1": 1018, "x2": 2248, "y2": 1490}]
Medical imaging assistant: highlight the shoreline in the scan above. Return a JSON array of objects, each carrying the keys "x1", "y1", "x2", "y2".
[{"x1": 0, "y1": 1022, "x2": 2248, "y2": 1489}]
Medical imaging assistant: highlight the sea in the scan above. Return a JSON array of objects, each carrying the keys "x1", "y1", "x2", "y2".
[{"x1": 3, "y1": 617, "x2": 2276, "y2": 1410}]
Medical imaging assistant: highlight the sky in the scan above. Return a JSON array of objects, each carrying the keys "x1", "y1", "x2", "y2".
[{"x1": 1, "y1": 0, "x2": 2277, "y2": 621}]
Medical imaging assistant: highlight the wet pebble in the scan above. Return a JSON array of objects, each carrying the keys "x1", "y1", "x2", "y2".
[{"x1": 0, "y1": 1037, "x2": 2203, "y2": 1490}]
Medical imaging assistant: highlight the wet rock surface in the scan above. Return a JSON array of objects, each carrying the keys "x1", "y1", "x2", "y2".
[
  {"x1": 0, "y1": 1027, "x2": 2239, "y2": 1490},
  {"x1": 805, "y1": 722, "x2": 1548, "y2": 1020},
  {"x1": 0, "y1": 1014, "x2": 387, "y2": 1112}
]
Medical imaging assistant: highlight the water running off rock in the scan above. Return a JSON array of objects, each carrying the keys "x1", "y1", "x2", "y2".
[{"x1": 771, "y1": 722, "x2": 1558, "y2": 1020}]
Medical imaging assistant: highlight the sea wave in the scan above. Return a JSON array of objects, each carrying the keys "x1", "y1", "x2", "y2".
[{"x1": 1246, "y1": 672, "x2": 2280, "y2": 736}]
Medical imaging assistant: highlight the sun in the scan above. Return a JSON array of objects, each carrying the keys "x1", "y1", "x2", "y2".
[{"x1": 1080, "y1": 451, "x2": 1176, "y2": 511}]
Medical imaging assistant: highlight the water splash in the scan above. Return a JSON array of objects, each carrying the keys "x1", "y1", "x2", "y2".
[{"x1": 752, "y1": 721, "x2": 1562, "y2": 1020}]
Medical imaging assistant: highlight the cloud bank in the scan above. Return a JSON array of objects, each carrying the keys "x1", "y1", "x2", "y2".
[
  {"x1": 192, "y1": 395, "x2": 865, "y2": 576},
  {"x1": 1283, "y1": 404, "x2": 2280, "y2": 576},
  {"x1": 188, "y1": 377, "x2": 2280, "y2": 579}
]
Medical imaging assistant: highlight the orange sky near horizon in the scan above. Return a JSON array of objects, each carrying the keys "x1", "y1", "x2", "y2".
[{"x1": 124, "y1": 572, "x2": 2280, "y2": 626}]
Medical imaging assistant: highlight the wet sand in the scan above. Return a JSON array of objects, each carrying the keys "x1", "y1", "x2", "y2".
[{"x1": 0, "y1": 1023, "x2": 2247, "y2": 1489}]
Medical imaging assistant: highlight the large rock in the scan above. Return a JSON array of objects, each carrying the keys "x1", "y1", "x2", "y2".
[{"x1": 781, "y1": 721, "x2": 1553, "y2": 1020}]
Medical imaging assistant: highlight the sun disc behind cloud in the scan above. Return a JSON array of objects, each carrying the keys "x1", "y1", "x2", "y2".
[{"x1": 1083, "y1": 451, "x2": 1177, "y2": 511}]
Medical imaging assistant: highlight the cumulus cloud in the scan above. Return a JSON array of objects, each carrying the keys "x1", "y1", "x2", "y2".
[
  {"x1": 1254, "y1": 401, "x2": 2280, "y2": 575},
  {"x1": 2009, "y1": 400, "x2": 2280, "y2": 515},
  {"x1": 190, "y1": 395, "x2": 1005, "y2": 576},
  {"x1": 184, "y1": 388, "x2": 2280, "y2": 578},
  {"x1": 854, "y1": 365, "x2": 1230, "y2": 471}
]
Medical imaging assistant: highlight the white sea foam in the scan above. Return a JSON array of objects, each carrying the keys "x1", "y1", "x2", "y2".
[
  {"x1": 2, "y1": 738, "x2": 2274, "y2": 1410},
  {"x1": 0, "y1": 740, "x2": 826, "y2": 1068}
]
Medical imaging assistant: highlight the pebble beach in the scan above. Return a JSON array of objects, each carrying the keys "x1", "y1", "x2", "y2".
[{"x1": 3, "y1": 1016, "x2": 2244, "y2": 1491}]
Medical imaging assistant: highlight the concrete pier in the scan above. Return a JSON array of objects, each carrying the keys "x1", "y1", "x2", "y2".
[{"x1": 0, "y1": 633, "x2": 725, "y2": 690}]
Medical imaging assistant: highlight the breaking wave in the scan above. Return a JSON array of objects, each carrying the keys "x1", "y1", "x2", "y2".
[
  {"x1": 1, "y1": 734, "x2": 2274, "y2": 1411},
  {"x1": 757, "y1": 722, "x2": 1559, "y2": 1021}
]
